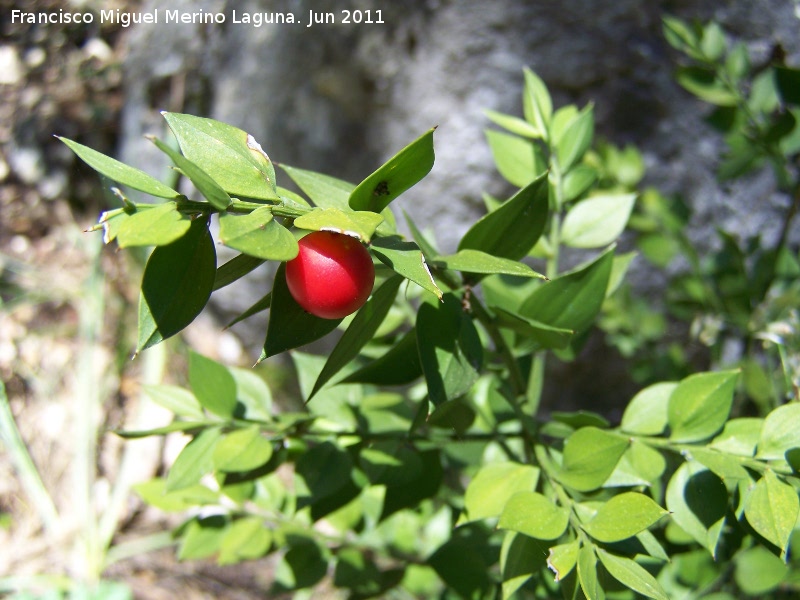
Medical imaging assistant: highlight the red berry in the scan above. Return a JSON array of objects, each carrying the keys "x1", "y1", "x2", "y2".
[{"x1": 285, "y1": 230, "x2": 375, "y2": 319}]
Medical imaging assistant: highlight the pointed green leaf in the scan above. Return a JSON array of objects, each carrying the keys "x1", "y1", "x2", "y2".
[
  {"x1": 58, "y1": 136, "x2": 181, "y2": 199},
  {"x1": 137, "y1": 217, "x2": 216, "y2": 353},
  {"x1": 577, "y1": 544, "x2": 604, "y2": 600},
  {"x1": 498, "y1": 491, "x2": 569, "y2": 540},
  {"x1": 485, "y1": 109, "x2": 543, "y2": 138},
  {"x1": 734, "y1": 545, "x2": 790, "y2": 594},
  {"x1": 229, "y1": 366, "x2": 272, "y2": 420},
  {"x1": 582, "y1": 492, "x2": 667, "y2": 543},
  {"x1": 218, "y1": 516, "x2": 272, "y2": 565},
  {"x1": 417, "y1": 294, "x2": 482, "y2": 405},
  {"x1": 162, "y1": 112, "x2": 278, "y2": 201},
  {"x1": 547, "y1": 540, "x2": 580, "y2": 582},
  {"x1": 309, "y1": 275, "x2": 403, "y2": 399},
  {"x1": 349, "y1": 128, "x2": 435, "y2": 213},
  {"x1": 339, "y1": 328, "x2": 422, "y2": 386},
  {"x1": 225, "y1": 292, "x2": 271, "y2": 329},
  {"x1": 554, "y1": 104, "x2": 594, "y2": 172},
  {"x1": 459, "y1": 172, "x2": 549, "y2": 261},
  {"x1": 621, "y1": 382, "x2": 676, "y2": 436},
  {"x1": 260, "y1": 263, "x2": 342, "y2": 360},
  {"x1": 293, "y1": 207, "x2": 384, "y2": 243},
  {"x1": 433, "y1": 249, "x2": 547, "y2": 279},
  {"x1": 558, "y1": 427, "x2": 628, "y2": 492},
  {"x1": 668, "y1": 370, "x2": 739, "y2": 442},
  {"x1": 710, "y1": 417, "x2": 763, "y2": 456},
  {"x1": 491, "y1": 307, "x2": 574, "y2": 350},
  {"x1": 134, "y1": 478, "x2": 218, "y2": 512},
  {"x1": 149, "y1": 135, "x2": 231, "y2": 210},
  {"x1": 596, "y1": 549, "x2": 669, "y2": 600},
  {"x1": 665, "y1": 462, "x2": 727, "y2": 557},
  {"x1": 561, "y1": 193, "x2": 636, "y2": 248},
  {"x1": 523, "y1": 68, "x2": 553, "y2": 139},
  {"x1": 371, "y1": 235, "x2": 443, "y2": 300},
  {"x1": 500, "y1": 532, "x2": 544, "y2": 599},
  {"x1": 519, "y1": 245, "x2": 615, "y2": 333},
  {"x1": 676, "y1": 66, "x2": 738, "y2": 106},
  {"x1": 178, "y1": 516, "x2": 228, "y2": 561},
  {"x1": 213, "y1": 253, "x2": 265, "y2": 291},
  {"x1": 562, "y1": 165, "x2": 598, "y2": 202},
  {"x1": 218, "y1": 207, "x2": 298, "y2": 261},
  {"x1": 486, "y1": 129, "x2": 543, "y2": 187},
  {"x1": 279, "y1": 164, "x2": 353, "y2": 209},
  {"x1": 142, "y1": 384, "x2": 205, "y2": 420},
  {"x1": 115, "y1": 202, "x2": 191, "y2": 248},
  {"x1": 462, "y1": 462, "x2": 540, "y2": 523},
  {"x1": 756, "y1": 403, "x2": 800, "y2": 460},
  {"x1": 744, "y1": 470, "x2": 799, "y2": 559},
  {"x1": 775, "y1": 66, "x2": 800, "y2": 105},
  {"x1": 212, "y1": 425, "x2": 273, "y2": 472},
  {"x1": 166, "y1": 427, "x2": 223, "y2": 492},
  {"x1": 189, "y1": 351, "x2": 238, "y2": 418}
]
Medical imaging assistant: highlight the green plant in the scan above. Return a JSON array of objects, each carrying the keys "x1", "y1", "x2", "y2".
[
  {"x1": 51, "y1": 55, "x2": 800, "y2": 600},
  {"x1": 285, "y1": 230, "x2": 376, "y2": 319}
]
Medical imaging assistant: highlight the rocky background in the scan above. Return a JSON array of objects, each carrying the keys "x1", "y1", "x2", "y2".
[{"x1": 0, "y1": 0, "x2": 798, "y2": 597}]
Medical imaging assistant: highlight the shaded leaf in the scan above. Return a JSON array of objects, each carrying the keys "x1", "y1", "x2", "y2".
[
  {"x1": 137, "y1": 217, "x2": 216, "y2": 353},
  {"x1": 371, "y1": 235, "x2": 443, "y2": 300},
  {"x1": 279, "y1": 164, "x2": 353, "y2": 209},
  {"x1": 744, "y1": 470, "x2": 799, "y2": 559},
  {"x1": 668, "y1": 370, "x2": 739, "y2": 442},
  {"x1": 340, "y1": 328, "x2": 422, "y2": 386},
  {"x1": 596, "y1": 549, "x2": 669, "y2": 600},
  {"x1": 189, "y1": 352, "x2": 238, "y2": 418},
  {"x1": 212, "y1": 425, "x2": 273, "y2": 472},
  {"x1": 665, "y1": 462, "x2": 727, "y2": 557}
]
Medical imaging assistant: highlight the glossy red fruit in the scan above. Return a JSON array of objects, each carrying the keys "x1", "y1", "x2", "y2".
[{"x1": 285, "y1": 230, "x2": 375, "y2": 319}]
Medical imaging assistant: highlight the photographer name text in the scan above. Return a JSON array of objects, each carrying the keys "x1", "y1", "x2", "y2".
[{"x1": 11, "y1": 8, "x2": 385, "y2": 28}]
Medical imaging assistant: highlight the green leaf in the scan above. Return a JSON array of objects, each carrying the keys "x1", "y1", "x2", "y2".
[
  {"x1": 229, "y1": 366, "x2": 272, "y2": 420},
  {"x1": 276, "y1": 537, "x2": 328, "y2": 590},
  {"x1": 142, "y1": 384, "x2": 205, "y2": 420},
  {"x1": 689, "y1": 447, "x2": 751, "y2": 487},
  {"x1": 522, "y1": 68, "x2": 553, "y2": 139},
  {"x1": 178, "y1": 515, "x2": 228, "y2": 560},
  {"x1": 225, "y1": 292, "x2": 271, "y2": 329},
  {"x1": 734, "y1": 545, "x2": 789, "y2": 594},
  {"x1": 57, "y1": 136, "x2": 181, "y2": 199},
  {"x1": 279, "y1": 164, "x2": 353, "y2": 209},
  {"x1": 349, "y1": 128, "x2": 435, "y2": 213},
  {"x1": 260, "y1": 263, "x2": 342, "y2": 360},
  {"x1": 115, "y1": 420, "x2": 211, "y2": 439},
  {"x1": 547, "y1": 540, "x2": 580, "y2": 582},
  {"x1": 213, "y1": 253, "x2": 265, "y2": 291},
  {"x1": 558, "y1": 427, "x2": 628, "y2": 492},
  {"x1": 417, "y1": 294, "x2": 482, "y2": 405},
  {"x1": 668, "y1": 370, "x2": 739, "y2": 442},
  {"x1": 485, "y1": 109, "x2": 543, "y2": 138},
  {"x1": 134, "y1": 478, "x2": 218, "y2": 512},
  {"x1": 218, "y1": 516, "x2": 272, "y2": 565},
  {"x1": 562, "y1": 165, "x2": 598, "y2": 202},
  {"x1": 498, "y1": 491, "x2": 569, "y2": 540},
  {"x1": 116, "y1": 201, "x2": 191, "y2": 248},
  {"x1": 700, "y1": 21, "x2": 726, "y2": 61},
  {"x1": 340, "y1": 328, "x2": 422, "y2": 386},
  {"x1": 486, "y1": 129, "x2": 543, "y2": 187},
  {"x1": 577, "y1": 544, "x2": 604, "y2": 600},
  {"x1": 710, "y1": 417, "x2": 762, "y2": 456},
  {"x1": 491, "y1": 307, "x2": 574, "y2": 350},
  {"x1": 596, "y1": 549, "x2": 669, "y2": 600},
  {"x1": 309, "y1": 275, "x2": 403, "y2": 399},
  {"x1": 189, "y1": 351, "x2": 239, "y2": 418},
  {"x1": 662, "y1": 16, "x2": 701, "y2": 56},
  {"x1": 293, "y1": 207, "x2": 383, "y2": 243},
  {"x1": 137, "y1": 217, "x2": 216, "y2": 353},
  {"x1": 582, "y1": 492, "x2": 667, "y2": 543},
  {"x1": 149, "y1": 135, "x2": 231, "y2": 211},
  {"x1": 458, "y1": 172, "x2": 549, "y2": 261},
  {"x1": 161, "y1": 112, "x2": 278, "y2": 201},
  {"x1": 775, "y1": 66, "x2": 800, "y2": 105},
  {"x1": 218, "y1": 207, "x2": 298, "y2": 261},
  {"x1": 756, "y1": 403, "x2": 800, "y2": 460},
  {"x1": 561, "y1": 193, "x2": 636, "y2": 248},
  {"x1": 519, "y1": 245, "x2": 615, "y2": 334},
  {"x1": 605, "y1": 441, "x2": 666, "y2": 487},
  {"x1": 744, "y1": 469, "x2": 799, "y2": 559},
  {"x1": 381, "y1": 449, "x2": 443, "y2": 519},
  {"x1": 554, "y1": 104, "x2": 594, "y2": 172},
  {"x1": 676, "y1": 66, "x2": 738, "y2": 106},
  {"x1": 462, "y1": 462, "x2": 540, "y2": 523},
  {"x1": 166, "y1": 427, "x2": 223, "y2": 492},
  {"x1": 501, "y1": 532, "x2": 546, "y2": 599},
  {"x1": 620, "y1": 382, "x2": 676, "y2": 436},
  {"x1": 212, "y1": 425, "x2": 273, "y2": 472},
  {"x1": 371, "y1": 235, "x2": 443, "y2": 300},
  {"x1": 433, "y1": 249, "x2": 547, "y2": 279},
  {"x1": 665, "y1": 462, "x2": 727, "y2": 557}
]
